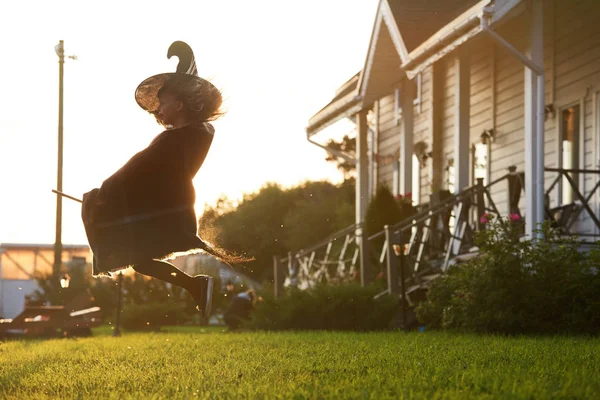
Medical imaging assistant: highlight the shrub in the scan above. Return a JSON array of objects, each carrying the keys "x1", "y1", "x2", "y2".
[
  {"x1": 416, "y1": 214, "x2": 600, "y2": 334},
  {"x1": 364, "y1": 186, "x2": 417, "y2": 279},
  {"x1": 364, "y1": 186, "x2": 403, "y2": 238},
  {"x1": 246, "y1": 283, "x2": 398, "y2": 331}
]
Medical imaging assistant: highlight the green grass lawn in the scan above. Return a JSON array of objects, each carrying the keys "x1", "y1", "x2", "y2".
[{"x1": 0, "y1": 326, "x2": 599, "y2": 399}]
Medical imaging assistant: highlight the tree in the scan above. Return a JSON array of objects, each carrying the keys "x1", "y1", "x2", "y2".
[
  {"x1": 324, "y1": 135, "x2": 356, "y2": 180},
  {"x1": 198, "y1": 180, "x2": 355, "y2": 282},
  {"x1": 205, "y1": 183, "x2": 292, "y2": 279},
  {"x1": 364, "y1": 186, "x2": 404, "y2": 236},
  {"x1": 282, "y1": 179, "x2": 354, "y2": 251}
]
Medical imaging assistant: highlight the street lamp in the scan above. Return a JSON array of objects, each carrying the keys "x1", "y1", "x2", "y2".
[
  {"x1": 53, "y1": 40, "x2": 76, "y2": 303},
  {"x1": 60, "y1": 273, "x2": 71, "y2": 289}
]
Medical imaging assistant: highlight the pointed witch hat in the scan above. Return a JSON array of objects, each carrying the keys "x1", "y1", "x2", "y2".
[{"x1": 134, "y1": 41, "x2": 218, "y2": 114}]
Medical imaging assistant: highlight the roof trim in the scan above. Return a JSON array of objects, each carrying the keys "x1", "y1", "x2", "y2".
[
  {"x1": 381, "y1": 0, "x2": 410, "y2": 63},
  {"x1": 400, "y1": 0, "x2": 525, "y2": 77},
  {"x1": 335, "y1": 71, "x2": 361, "y2": 97},
  {"x1": 357, "y1": 8, "x2": 384, "y2": 103},
  {"x1": 357, "y1": 0, "x2": 410, "y2": 102},
  {"x1": 305, "y1": 0, "x2": 525, "y2": 136},
  {"x1": 406, "y1": 24, "x2": 483, "y2": 79},
  {"x1": 402, "y1": 0, "x2": 490, "y2": 68},
  {"x1": 306, "y1": 92, "x2": 363, "y2": 136},
  {"x1": 306, "y1": 72, "x2": 362, "y2": 136}
]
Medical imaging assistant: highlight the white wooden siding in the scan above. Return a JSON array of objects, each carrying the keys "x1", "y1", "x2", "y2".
[
  {"x1": 440, "y1": 56, "x2": 456, "y2": 189},
  {"x1": 554, "y1": 0, "x2": 600, "y2": 235},
  {"x1": 469, "y1": 40, "x2": 493, "y2": 143},
  {"x1": 415, "y1": 67, "x2": 433, "y2": 203},
  {"x1": 376, "y1": 91, "x2": 400, "y2": 191},
  {"x1": 468, "y1": 37, "x2": 494, "y2": 188},
  {"x1": 484, "y1": 16, "x2": 528, "y2": 216},
  {"x1": 370, "y1": 0, "x2": 600, "y2": 236},
  {"x1": 375, "y1": 68, "x2": 432, "y2": 202}
]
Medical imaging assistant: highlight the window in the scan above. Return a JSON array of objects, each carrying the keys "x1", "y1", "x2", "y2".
[
  {"x1": 445, "y1": 158, "x2": 457, "y2": 233},
  {"x1": 394, "y1": 88, "x2": 402, "y2": 126},
  {"x1": 560, "y1": 105, "x2": 580, "y2": 205},
  {"x1": 393, "y1": 158, "x2": 400, "y2": 196},
  {"x1": 412, "y1": 154, "x2": 420, "y2": 205},
  {"x1": 446, "y1": 158, "x2": 456, "y2": 193},
  {"x1": 392, "y1": 154, "x2": 422, "y2": 205}
]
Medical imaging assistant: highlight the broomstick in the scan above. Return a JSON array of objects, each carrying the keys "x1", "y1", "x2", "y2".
[
  {"x1": 52, "y1": 190, "x2": 82, "y2": 203},
  {"x1": 51, "y1": 190, "x2": 251, "y2": 266}
]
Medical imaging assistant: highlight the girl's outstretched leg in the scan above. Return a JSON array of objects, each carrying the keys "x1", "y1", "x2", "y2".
[
  {"x1": 132, "y1": 259, "x2": 194, "y2": 290},
  {"x1": 132, "y1": 260, "x2": 213, "y2": 319}
]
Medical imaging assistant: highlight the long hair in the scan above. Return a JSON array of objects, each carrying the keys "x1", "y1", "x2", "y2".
[{"x1": 157, "y1": 76, "x2": 225, "y2": 127}]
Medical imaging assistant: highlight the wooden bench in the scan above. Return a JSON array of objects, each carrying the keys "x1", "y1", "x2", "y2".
[{"x1": 0, "y1": 289, "x2": 102, "y2": 338}]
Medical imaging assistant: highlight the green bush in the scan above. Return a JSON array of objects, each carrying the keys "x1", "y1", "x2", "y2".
[
  {"x1": 246, "y1": 283, "x2": 398, "y2": 331},
  {"x1": 120, "y1": 302, "x2": 191, "y2": 330},
  {"x1": 364, "y1": 186, "x2": 403, "y2": 238},
  {"x1": 416, "y1": 214, "x2": 600, "y2": 334},
  {"x1": 364, "y1": 186, "x2": 417, "y2": 280}
]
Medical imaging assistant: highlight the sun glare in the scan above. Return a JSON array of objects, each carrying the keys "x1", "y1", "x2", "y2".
[{"x1": 0, "y1": 0, "x2": 378, "y2": 245}]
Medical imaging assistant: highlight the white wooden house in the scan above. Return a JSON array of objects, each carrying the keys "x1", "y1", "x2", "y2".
[
  {"x1": 278, "y1": 0, "x2": 600, "y2": 293},
  {"x1": 308, "y1": 0, "x2": 600, "y2": 239}
]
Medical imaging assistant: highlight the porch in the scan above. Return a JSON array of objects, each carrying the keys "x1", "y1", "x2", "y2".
[{"x1": 272, "y1": 166, "x2": 600, "y2": 300}]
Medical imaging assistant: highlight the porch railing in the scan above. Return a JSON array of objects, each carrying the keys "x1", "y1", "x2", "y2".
[
  {"x1": 273, "y1": 166, "x2": 600, "y2": 298},
  {"x1": 272, "y1": 223, "x2": 362, "y2": 296},
  {"x1": 274, "y1": 169, "x2": 519, "y2": 296},
  {"x1": 544, "y1": 168, "x2": 600, "y2": 236}
]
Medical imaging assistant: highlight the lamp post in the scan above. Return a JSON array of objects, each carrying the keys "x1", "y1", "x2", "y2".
[
  {"x1": 53, "y1": 41, "x2": 77, "y2": 303},
  {"x1": 53, "y1": 40, "x2": 65, "y2": 300}
]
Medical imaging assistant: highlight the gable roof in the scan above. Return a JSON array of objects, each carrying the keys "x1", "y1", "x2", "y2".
[
  {"x1": 306, "y1": 72, "x2": 362, "y2": 136},
  {"x1": 307, "y1": 0, "x2": 524, "y2": 136},
  {"x1": 388, "y1": 0, "x2": 481, "y2": 53},
  {"x1": 358, "y1": 0, "x2": 486, "y2": 103},
  {"x1": 357, "y1": 1, "x2": 407, "y2": 106}
]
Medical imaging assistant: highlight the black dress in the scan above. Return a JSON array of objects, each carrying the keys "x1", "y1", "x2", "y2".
[{"x1": 82, "y1": 123, "x2": 214, "y2": 277}]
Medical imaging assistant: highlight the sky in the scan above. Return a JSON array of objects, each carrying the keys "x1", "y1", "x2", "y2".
[{"x1": 0, "y1": 0, "x2": 378, "y2": 245}]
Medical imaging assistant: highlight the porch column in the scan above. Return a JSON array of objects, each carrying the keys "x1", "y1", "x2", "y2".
[
  {"x1": 400, "y1": 79, "x2": 414, "y2": 196},
  {"x1": 356, "y1": 109, "x2": 371, "y2": 286},
  {"x1": 524, "y1": 0, "x2": 545, "y2": 239},
  {"x1": 455, "y1": 48, "x2": 471, "y2": 193},
  {"x1": 534, "y1": 0, "x2": 545, "y2": 237},
  {"x1": 430, "y1": 62, "x2": 444, "y2": 190}
]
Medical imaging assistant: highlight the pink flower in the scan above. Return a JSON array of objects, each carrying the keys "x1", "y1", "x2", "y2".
[
  {"x1": 509, "y1": 213, "x2": 521, "y2": 222},
  {"x1": 479, "y1": 213, "x2": 489, "y2": 224},
  {"x1": 396, "y1": 193, "x2": 412, "y2": 201}
]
